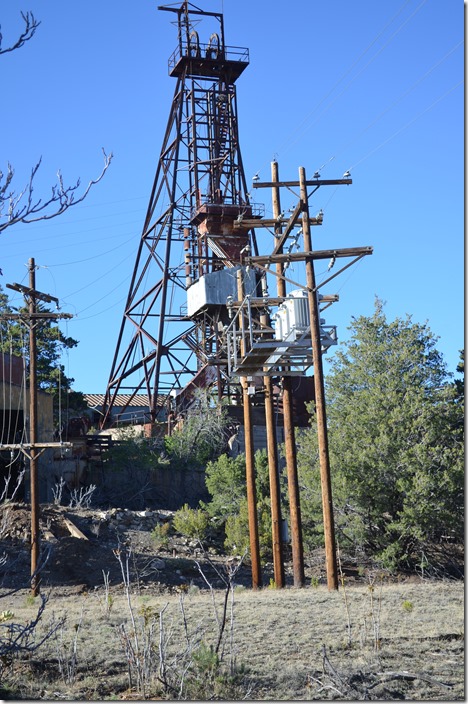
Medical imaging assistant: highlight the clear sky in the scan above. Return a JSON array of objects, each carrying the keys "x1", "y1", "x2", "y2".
[{"x1": 2, "y1": 0, "x2": 464, "y2": 393}]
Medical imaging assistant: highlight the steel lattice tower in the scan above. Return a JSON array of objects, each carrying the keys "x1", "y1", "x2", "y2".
[{"x1": 102, "y1": 2, "x2": 261, "y2": 426}]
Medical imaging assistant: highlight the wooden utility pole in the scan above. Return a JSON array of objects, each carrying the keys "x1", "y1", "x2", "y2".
[
  {"x1": 236, "y1": 269, "x2": 262, "y2": 589},
  {"x1": 5, "y1": 258, "x2": 73, "y2": 596},
  {"x1": 28, "y1": 260, "x2": 40, "y2": 596},
  {"x1": 262, "y1": 344, "x2": 285, "y2": 587},
  {"x1": 271, "y1": 160, "x2": 305, "y2": 587},
  {"x1": 250, "y1": 164, "x2": 372, "y2": 591},
  {"x1": 299, "y1": 167, "x2": 338, "y2": 591},
  {"x1": 263, "y1": 377, "x2": 285, "y2": 587}
]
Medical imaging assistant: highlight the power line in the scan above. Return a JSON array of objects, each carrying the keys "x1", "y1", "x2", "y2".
[
  {"x1": 327, "y1": 38, "x2": 463, "y2": 167},
  {"x1": 348, "y1": 80, "x2": 463, "y2": 173},
  {"x1": 252, "y1": 0, "x2": 427, "y2": 176}
]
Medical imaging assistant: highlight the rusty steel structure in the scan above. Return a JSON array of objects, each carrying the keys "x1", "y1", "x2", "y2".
[
  {"x1": 102, "y1": 2, "x2": 262, "y2": 425},
  {"x1": 102, "y1": 2, "x2": 373, "y2": 590}
]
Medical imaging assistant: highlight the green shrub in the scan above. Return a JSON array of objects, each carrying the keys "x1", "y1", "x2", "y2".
[
  {"x1": 204, "y1": 449, "x2": 275, "y2": 560},
  {"x1": 224, "y1": 496, "x2": 272, "y2": 559},
  {"x1": 182, "y1": 643, "x2": 250, "y2": 700},
  {"x1": 164, "y1": 391, "x2": 230, "y2": 468},
  {"x1": 173, "y1": 503, "x2": 209, "y2": 540},
  {"x1": 202, "y1": 453, "x2": 248, "y2": 524},
  {"x1": 294, "y1": 302, "x2": 464, "y2": 568},
  {"x1": 224, "y1": 498, "x2": 250, "y2": 555},
  {"x1": 151, "y1": 521, "x2": 171, "y2": 549}
]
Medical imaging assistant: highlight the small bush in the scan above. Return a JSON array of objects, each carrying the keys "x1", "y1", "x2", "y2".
[
  {"x1": 183, "y1": 643, "x2": 250, "y2": 701},
  {"x1": 173, "y1": 504, "x2": 209, "y2": 540},
  {"x1": 224, "y1": 499, "x2": 250, "y2": 555},
  {"x1": 151, "y1": 521, "x2": 171, "y2": 549}
]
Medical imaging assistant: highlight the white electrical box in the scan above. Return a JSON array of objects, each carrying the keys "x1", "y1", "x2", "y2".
[
  {"x1": 187, "y1": 267, "x2": 258, "y2": 318},
  {"x1": 274, "y1": 290, "x2": 310, "y2": 341}
]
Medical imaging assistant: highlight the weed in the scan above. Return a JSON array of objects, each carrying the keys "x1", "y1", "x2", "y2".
[
  {"x1": 418, "y1": 551, "x2": 430, "y2": 580},
  {"x1": 337, "y1": 545, "x2": 352, "y2": 647},
  {"x1": 96, "y1": 570, "x2": 114, "y2": 617},
  {"x1": 402, "y1": 599, "x2": 414, "y2": 612},
  {"x1": 114, "y1": 547, "x2": 160, "y2": 697},
  {"x1": 367, "y1": 574, "x2": 383, "y2": 651},
  {"x1": 138, "y1": 604, "x2": 159, "y2": 628},
  {"x1": 54, "y1": 602, "x2": 85, "y2": 685},
  {"x1": 52, "y1": 477, "x2": 66, "y2": 505},
  {"x1": 68, "y1": 484, "x2": 96, "y2": 509},
  {"x1": 182, "y1": 642, "x2": 252, "y2": 701}
]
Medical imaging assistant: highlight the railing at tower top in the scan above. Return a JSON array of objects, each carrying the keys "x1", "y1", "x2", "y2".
[
  {"x1": 190, "y1": 201, "x2": 265, "y2": 222},
  {"x1": 168, "y1": 42, "x2": 250, "y2": 79}
]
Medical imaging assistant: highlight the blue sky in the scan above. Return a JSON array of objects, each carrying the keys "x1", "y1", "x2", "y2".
[{"x1": 1, "y1": 0, "x2": 464, "y2": 393}]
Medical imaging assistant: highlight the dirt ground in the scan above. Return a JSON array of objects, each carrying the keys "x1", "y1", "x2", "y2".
[
  {"x1": 0, "y1": 502, "x2": 464, "y2": 701},
  {"x1": 0, "y1": 502, "x2": 463, "y2": 596},
  {"x1": 0, "y1": 503, "x2": 245, "y2": 595},
  {"x1": 0, "y1": 502, "x2": 289, "y2": 595}
]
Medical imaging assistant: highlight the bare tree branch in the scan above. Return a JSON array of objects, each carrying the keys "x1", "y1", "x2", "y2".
[
  {"x1": 0, "y1": 13, "x2": 112, "y2": 235},
  {"x1": 0, "y1": 148, "x2": 113, "y2": 233},
  {"x1": 0, "y1": 12, "x2": 41, "y2": 55}
]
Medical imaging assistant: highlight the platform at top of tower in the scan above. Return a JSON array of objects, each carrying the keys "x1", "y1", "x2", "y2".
[{"x1": 168, "y1": 43, "x2": 249, "y2": 80}]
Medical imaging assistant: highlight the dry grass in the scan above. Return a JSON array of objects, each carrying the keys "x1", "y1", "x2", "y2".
[{"x1": 0, "y1": 577, "x2": 463, "y2": 700}]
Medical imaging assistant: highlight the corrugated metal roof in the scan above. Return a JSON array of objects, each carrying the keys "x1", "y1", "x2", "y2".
[{"x1": 84, "y1": 394, "x2": 166, "y2": 409}]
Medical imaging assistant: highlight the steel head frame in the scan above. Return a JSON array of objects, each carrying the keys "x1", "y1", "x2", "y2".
[{"x1": 102, "y1": 2, "x2": 257, "y2": 427}]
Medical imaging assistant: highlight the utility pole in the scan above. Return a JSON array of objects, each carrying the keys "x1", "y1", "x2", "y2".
[
  {"x1": 271, "y1": 160, "x2": 305, "y2": 587},
  {"x1": 263, "y1": 373, "x2": 285, "y2": 588},
  {"x1": 236, "y1": 269, "x2": 262, "y2": 589},
  {"x1": 4, "y1": 258, "x2": 72, "y2": 596},
  {"x1": 250, "y1": 164, "x2": 372, "y2": 591},
  {"x1": 299, "y1": 167, "x2": 338, "y2": 591},
  {"x1": 260, "y1": 287, "x2": 285, "y2": 586},
  {"x1": 28, "y1": 260, "x2": 40, "y2": 596}
]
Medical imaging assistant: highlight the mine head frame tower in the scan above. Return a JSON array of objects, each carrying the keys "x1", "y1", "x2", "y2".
[
  {"x1": 103, "y1": 1, "x2": 260, "y2": 422},
  {"x1": 102, "y1": 1, "x2": 373, "y2": 590}
]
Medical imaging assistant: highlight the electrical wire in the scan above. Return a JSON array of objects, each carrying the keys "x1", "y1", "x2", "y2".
[
  {"x1": 252, "y1": 0, "x2": 427, "y2": 176},
  {"x1": 257, "y1": 32, "x2": 462, "y2": 225},
  {"x1": 73, "y1": 292, "x2": 129, "y2": 321},
  {"x1": 348, "y1": 79, "x2": 463, "y2": 173},
  {"x1": 323, "y1": 38, "x2": 463, "y2": 171},
  {"x1": 61, "y1": 249, "x2": 135, "y2": 300},
  {"x1": 43, "y1": 235, "x2": 136, "y2": 267},
  {"x1": 2, "y1": 227, "x2": 138, "y2": 262}
]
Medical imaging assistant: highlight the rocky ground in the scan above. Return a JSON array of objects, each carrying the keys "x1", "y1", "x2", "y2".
[
  {"x1": 0, "y1": 502, "x2": 276, "y2": 595},
  {"x1": 0, "y1": 502, "x2": 463, "y2": 597}
]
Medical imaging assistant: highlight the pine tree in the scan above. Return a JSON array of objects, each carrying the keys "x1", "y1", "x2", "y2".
[{"x1": 0, "y1": 285, "x2": 86, "y2": 424}]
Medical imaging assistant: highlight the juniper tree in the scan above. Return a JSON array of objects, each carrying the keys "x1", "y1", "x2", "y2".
[{"x1": 296, "y1": 299, "x2": 464, "y2": 568}]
